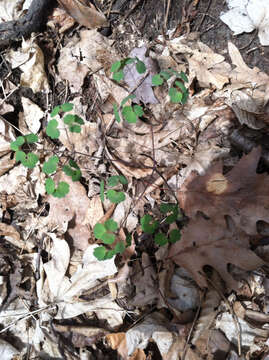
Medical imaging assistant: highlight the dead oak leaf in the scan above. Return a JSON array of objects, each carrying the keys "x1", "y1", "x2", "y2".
[
  {"x1": 178, "y1": 147, "x2": 269, "y2": 235},
  {"x1": 169, "y1": 214, "x2": 264, "y2": 289}
]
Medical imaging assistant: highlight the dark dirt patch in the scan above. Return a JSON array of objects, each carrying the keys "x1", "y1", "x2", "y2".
[{"x1": 110, "y1": 0, "x2": 269, "y2": 74}]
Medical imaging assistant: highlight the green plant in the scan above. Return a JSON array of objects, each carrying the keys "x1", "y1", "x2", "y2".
[
  {"x1": 141, "y1": 203, "x2": 182, "y2": 246},
  {"x1": 110, "y1": 58, "x2": 189, "y2": 124},
  {"x1": 10, "y1": 103, "x2": 84, "y2": 198}
]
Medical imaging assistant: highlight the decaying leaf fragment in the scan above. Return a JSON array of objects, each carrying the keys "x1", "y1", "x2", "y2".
[{"x1": 58, "y1": 0, "x2": 108, "y2": 29}]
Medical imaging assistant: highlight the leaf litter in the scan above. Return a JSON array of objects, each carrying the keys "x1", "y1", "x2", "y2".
[{"x1": 0, "y1": 0, "x2": 269, "y2": 358}]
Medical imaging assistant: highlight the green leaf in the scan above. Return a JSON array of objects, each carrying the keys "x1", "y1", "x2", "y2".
[
  {"x1": 46, "y1": 119, "x2": 60, "y2": 139},
  {"x1": 113, "y1": 70, "x2": 124, "y2": 82},
  {"x1": 22, "y1": 152, "x2": 39, "y2": 169},
  {"x1": 53, "y1": 181, "x2": 70, "y2": 198},
  {"x1": 63, "y1": 114, "x2": 75, "y2": 125},
  {"x1": 15, "y1": 150, "x2": 26, "y2": 162},
  {"x1": 104, "y1": 249, "x2": 116, "y2": 259},
  {"x1": 113, "y1": 104, "x2": 121, "y2": 123},
  {"x1": 152, "y1": 74, "x2": 163, "y2": 86},
  {"x1": 169, "y1": 87, "x2": 183, "y2": 103},
  {"x1": 115, "y1": 241, "x2": 125, "y2": 254},
  {"x1": 118, "y1": 175, "x2": 128, "y2": 185},
  {"x1": 106, "y1": 190, "x2": 125, "y2": 203},
  {"x1": 160, "y1": 203, "x2": 177, "y2": 214},
  {"x1": 108, "y1": 176, "x2": 120, "y2": 187},
  {"x1": 160, "y1": 70, "x2": 172, "y2": 80},
  {"x1": 110, "y1": 60, "x2": 122, "y2": 73},
  {"x1": 122, "y1": 106, "x2": 137, "y2": 123},
  {"x1": 121, "y1": 94, "x2": 136, "y2": 106},
  {"x1": 169, "y1": 229, "x2": 181, "y2": 243},
  {"x1": 165, "y1": 208, "x2": 179, "y2": 224},
  {"x1": 69, "y1": 124, "x2": 81, "y2": 133},
  {"x1": 180, "y1": 71, "x2": 188, "y2": 83},
  {"x1": 141, "y1": 214, "x2": 159, "y2": 234},
  {"x1": 105, "y1": 219, "x2": 118, "y2": 232},
  {"x1": 100, "y1": 180, "x2": 105, "y2": 202},
  {"x1": 124, "y1": 58, "x2": 136, "y2": 65},
  {"x1": 74, "y1": 115, "x2": 84, "y2": 125},
  {"x1": 133, "y1": 105, "x2": 144, "y2": 117},
  {"x1": 51, "y1": 105, "x2": 61, "y2": 117},
  {"x1": 10, "y1": 136, "x2": 25, "y2": 151},
  {"x1": 94, "y1": 223, "x2": 106, "y2": 239},
  {"x1": 69, "y1": 159, "x2": 79, "y2": 169},
  {"x1": 45, "y1": 178, "x2": 55, "y2": 194},
  {"x1": 25, "y1": 133, "x2": 38, "y2": 143},
  {"x1": 175, "y1": 81, "x2": 187, "y2": 93},
  {"x1": 62, "y1": 165, "x2": 73, "y2": 177},
  {"x1": 60, "y1": 103, "x2": 74, "y2": 112},
  {"x1": 42, "y1": 156, "x2": 59, "y2": 174},
  {"x1": 101, "y1": 232, "x2": 115, "y2": 244},
  {"x1": 154, "y1": 232, "x2": 168, "y2": 246},
  {"x1": 136, "y1": 60, "x2": 146, "y2": 74},
  {"x1": 94, "y1": 246, "x2": 107, "y2": 260},
  {"x1": 181, "y1": 90, "x2": 189, "y2": 105},
  {"x1": 126, "y1": 233, "x2": 132, "y2": 247}
]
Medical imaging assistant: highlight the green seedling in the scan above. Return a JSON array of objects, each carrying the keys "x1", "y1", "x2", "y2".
[{"x1": 10, "y1": 102, "x2": 84, "y2": 198}]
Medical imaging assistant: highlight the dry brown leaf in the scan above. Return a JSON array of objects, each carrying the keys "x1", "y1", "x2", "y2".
[
  {"x1": 169, "y1": 214, "x2": 264, "y2": 289},
  {"x1": 178, "y1": 147, "x2": 269, "y2": 235},
  {"x1": 47, "y1": 173, "x2": 92, "y2": 250},
  {"x1": 0, "y1": 223, "x2": 32, "y2": 251},
  {"x1": 48, "y1": 7, "x2": 76, "y2": 33},
  {"x1": 58, "y1": 0, "x2": 108, "y2": 29},
  {"x1": 18, "y1": 97, "x2": 43, "y2": 134}
]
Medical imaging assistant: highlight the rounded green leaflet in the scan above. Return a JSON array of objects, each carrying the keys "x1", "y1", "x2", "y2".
[
  {"x1": 62, "y1": 165, "x2": 74, "y2": 177},
  {"x1": 94, "y1": 223, "x2": 106, "y2": 239},
  {"x1": 69, "y1": 159, "x2": 79, "y2": 169},
  {"x1": 154, "y1": 232, "x2": 168, "y2": 246},
  {"x1": 160, "y1": 203, "x2": 176, "y2": 214},
  {"x1": 45, "y1": 178, "x2": 55, "y2": 194},
  {"x1": 169, "y1": 87, "x2": 183, "y2": 103},
  {"x1": 15, "y1": 150, "x2": 26, "y2": 162},
  {"x1": 135, "y1": 60, "x2": 146, "y2": 74},
  {"x1": 11, "y1": 136, "x2": 25, "y2": 151},
  {"x1": 110, "y1": 60, "x2": 122, "y2": 73},
  {"x1": 114, "y1": 241, "x2": 125, "y2": 254},
  {"x1": 122, "y1": 106, "x2": 137, "y2": 123},
  {"x1": 74, "y1": 115, "x2": 84, "y2": 125},
  {"x1": 69, "y1": 124, "x2": 81, "y2": 133},
  {"x1": 118, "y1": 175, "x2": 128, "y2": 185},
  {"x1": 94, "y1": 246, "x2": 106, "y2": 261},
  {"x1": 133, "y1": 105, "x2": 144, "y2": 117},
  {"x1": 121, "y1": 94, "x2": 136, "y2": 106},
  {"x1": 43, "y1": 156, "x2": 59, "y2": 174},
  {"x1": 160, "y1": 70, "x2": 172, "y2": 80},
  {"x1": 22, "y1": 153, "x2": 39, "y2": 169},
  {"x1": 101, "y1": 232, "x2": 115, "y2": 245},
  {"x1": 106, "y1": 190, "x2": 125, "y2": 203},
  {"x1": 60, "y1": 103, "x2": 74, "y2": 112},
  {"x1": 104, "y1": 249, "x2": 116, "y2": 259},
  {"x1": 53, "y1": 181, "x2": 69, "y2": 198},
  {"x1": 50, "y1": 105, "x2": 60, "y2": 117},
  {"x1": 25, "y1": 133, "x2": 38, "y2": 143},
  {"x1": 180, "y1": 71, "x2": 188, "y2": 83},
  {"x1": 63, "y1": 114, "x2": 75, "y2": 125},
  {"x1": 169, "y1": 229, "x2": 181, "y2": 243},
  {"x1": 152, "y1": 74, "x2": 163, "y2": 86},
  {"x1": 175, "y1": 80, "x2": 187, "y2": 93},
  {"x1": 46, "y1": 119, "x2": 60, "y2": 139},
  {"x1": 124, "y1": 58, "x2": 136, "y2": 65},
  {"x1": 71, "y1": 169, "x2": 81, "y2": 181},
  {"x1": 113, "y1": 70, "x2": 124, "y2": 82},
  {"x1": 108, "y1": 175, "x2": 120, "y2": 187},
  {"x1": 141, "y1": 214, "x2": 159, "y2": 234},
  {"x1": 105, "y1": 219, "x2": 118, "y2": 232}
]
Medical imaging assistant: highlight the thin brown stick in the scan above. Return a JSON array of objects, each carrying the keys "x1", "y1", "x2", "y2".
[{"x1": 164, "y1": 0, "x2": 172, "y2": 30}]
